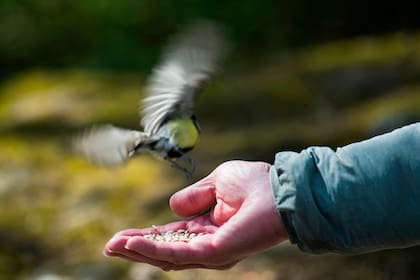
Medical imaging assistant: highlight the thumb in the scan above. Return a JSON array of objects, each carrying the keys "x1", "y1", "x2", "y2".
[{"x1": 169, "y1": 180, "x2": 216, "y2": 217}]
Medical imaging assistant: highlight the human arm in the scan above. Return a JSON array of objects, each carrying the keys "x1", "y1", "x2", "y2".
[
  {"x1": 104, "y1": 122, "x2": 420, "y2": 269},
  {"x1": 273, "y1": 122, "x2": 420, "y2": 254}
]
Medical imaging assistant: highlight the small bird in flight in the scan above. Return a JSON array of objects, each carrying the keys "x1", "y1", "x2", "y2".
[{"x1": 73, "y1": 21, "x2": 227, "y2": 177}]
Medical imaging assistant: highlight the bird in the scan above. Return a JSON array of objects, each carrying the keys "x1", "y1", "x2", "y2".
[{"x1": 72, "y1": 21, "x2": 227, "y2": 177}]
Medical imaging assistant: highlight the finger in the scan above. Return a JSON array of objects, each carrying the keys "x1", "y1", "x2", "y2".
[
  {"x1": 106, "y1": 245, "x2": 239, "y2": 271},
  {"x1": 110, "y1": 249, "x2": 173, "y2": 270},
  {"x1": 164, "y1": 260, "x2": 240, "y2": 271},
  {"x1": 110, "y1": 221, "x2": 189, "y2": 239},
  {"x1": 105, "y1": 234, "x2": 240, "y2": 270},
  {"x1": 104, "y1": 235, "x2": 130, "y2": 255},
  {"x1": 170, "y1": 178, "x2": 216, "y2": 217},
  {"x1": 104, "y1": 235, "x2": 175, "y2": 270},
  {"x1": 107, "y1": 249, "x2": 239, "y2": 271},
  {"x1": 110, "y1": 228, "x2": 150, "y2": 239},
  {"x1": 104, "y1": 219, "x2": 208, "y2": 258},
  {"x1": 105, "y1": 222, "x2": 190, "y2": 253},
  {"x1": 124, "y1": 234, "x2": 232, "y2": 265}
]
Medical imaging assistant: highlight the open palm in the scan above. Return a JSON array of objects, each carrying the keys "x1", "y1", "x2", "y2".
[{"x1": 104, "y1": 161, "x2": 287, "y2": 270}]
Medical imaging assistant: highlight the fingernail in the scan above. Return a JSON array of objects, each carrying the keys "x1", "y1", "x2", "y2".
[
  {"x1": 124, "y1": 237, "x2": 133, "y2": 250},
  {"x1": 103, "y1": 249, "x2": 111, "y2": 257}
]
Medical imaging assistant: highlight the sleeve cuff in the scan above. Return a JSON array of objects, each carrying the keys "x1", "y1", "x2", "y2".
[{"x1": 270, "y1": 152, "x2": 299, "y2": 244}]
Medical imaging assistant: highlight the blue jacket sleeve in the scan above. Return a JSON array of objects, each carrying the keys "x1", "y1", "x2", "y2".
[{"x1": 270, "y1": 122, "x2": 420, "y2": 254}]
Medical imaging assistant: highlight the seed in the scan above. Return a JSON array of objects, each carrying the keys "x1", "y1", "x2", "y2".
[{"x1": 142, "y1": 228, "x2": 205, "y2": 243}]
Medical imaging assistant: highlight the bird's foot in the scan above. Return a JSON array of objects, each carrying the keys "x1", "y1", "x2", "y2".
[{"x1": 166, "y1": 156, "x2": 195, "y2": 178}]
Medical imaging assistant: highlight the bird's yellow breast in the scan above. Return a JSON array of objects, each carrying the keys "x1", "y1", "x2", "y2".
[{"x1": 166, "y1": 117, "x2": 199, "y2": 149}]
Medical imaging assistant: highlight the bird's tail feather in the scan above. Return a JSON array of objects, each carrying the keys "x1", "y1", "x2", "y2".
[{"x1": 72, "y1": 124, "x2": 148, "y2": 166}]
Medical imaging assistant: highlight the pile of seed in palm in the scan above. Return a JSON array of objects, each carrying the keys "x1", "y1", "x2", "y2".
[{"x1": 143, "y1": 227, "x2": 205, "y2": 243}]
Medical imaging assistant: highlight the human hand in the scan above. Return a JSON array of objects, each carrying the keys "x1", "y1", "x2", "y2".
[{"x1": 104, "y1": 160, "x2": 288, "y2": 270}]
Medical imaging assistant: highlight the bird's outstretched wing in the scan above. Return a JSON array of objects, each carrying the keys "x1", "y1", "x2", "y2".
[
  {"x1": 141, "y1": 21, "x2": 227, "y2": 135},
  {"x1": 72, "y1": 125, "x2": 148, "y2": 166}
]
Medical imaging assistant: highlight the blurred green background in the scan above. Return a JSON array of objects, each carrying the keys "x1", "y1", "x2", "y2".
[{"x1": 0, "y1": 0, "x2": 419, "y2": 279}]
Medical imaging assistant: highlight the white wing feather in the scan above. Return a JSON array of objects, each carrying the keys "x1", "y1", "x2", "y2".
[
  {"x1": 141, "y1": 21, "x2": 226, "y2": 135},
  {"x1": 73, "y1": 125, "x2": 147, "y2": 166}
]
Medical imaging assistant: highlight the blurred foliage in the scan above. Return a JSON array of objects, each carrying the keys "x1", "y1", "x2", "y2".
[
  {"x1": 0, "y1": 1, "x2": 420, "y2": 279},
  {"x1": 0, "y1": 0, "x2": 419, "y2": 76}
]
